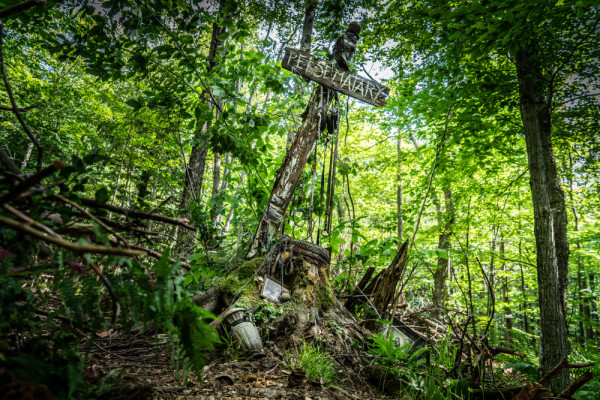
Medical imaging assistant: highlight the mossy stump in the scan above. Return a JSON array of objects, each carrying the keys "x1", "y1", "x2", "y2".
[
  {"x1": 195, "y1": 238, "x2": 368, "y2": 364},
  {"x1": 256, "y1": 238, "x2": 367, "y2": 352}
]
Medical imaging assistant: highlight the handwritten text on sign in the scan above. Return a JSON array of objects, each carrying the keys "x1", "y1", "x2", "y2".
[{"x1": 281, "y1": 48, "x2": 389, "y2": 107}]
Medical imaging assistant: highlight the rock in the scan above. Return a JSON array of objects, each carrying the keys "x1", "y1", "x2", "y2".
[
  {"x1": 249, "y1": 387, "x2": 279, "y2": 398},
  {"x1": 280, "y1": 292, "x2": 291, "y2": 302}
]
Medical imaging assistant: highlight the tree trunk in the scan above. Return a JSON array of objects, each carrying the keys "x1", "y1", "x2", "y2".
[
  {"x1": 542, "y1": 132, "x2": 569, "y2": 318},
  {"x1": 500, "y1": 240, "x2": 512, "y2": 344},
  {"x1": 136, "y1": 169, "x2": 151, "y2": 209},
  {"x1": 516, "y1": 46, "x2": 569, "y2": 394},
  {"x1": 488, "y1": 225, "x2": 497, "y2": 343},
  {"x1": 21, "y1": 139, "x2": 34, "y2": 170},
  {"x1": 286, "y1": 0, "x2": 317, "y2": 149},
  {"x1": 433, "y1": 187, "x2": 453, "y2": 319},
  {"x1": 567, "y1": 150, "x2": 594, "y2": 345},
  {"x1": 215, "y1": 152, "x2": 232, "y2": 227},
  {"x1": 178, "y1": 0, "x2": 230, "y2": 255},
  {"x1": 210, "y1": 151, "x2": 222, "y2": 224},
  {"x1": 299, "y1": 1, "x2": 316, "y2": 53},
  {"x1": 589, "y1": 273, "x2": 598, "y2": 340},
  {"x1": 397, "y1": 135, "x2": 403, "y2": 245}
]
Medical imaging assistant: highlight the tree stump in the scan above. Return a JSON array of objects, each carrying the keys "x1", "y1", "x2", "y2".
[{"x1": 193, "y1": 236, "x2": 369, "y2": 358}]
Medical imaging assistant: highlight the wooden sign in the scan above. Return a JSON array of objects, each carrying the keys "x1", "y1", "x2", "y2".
[{"x1": 281, "y1": 47, "x2": 390, "y2": 107}]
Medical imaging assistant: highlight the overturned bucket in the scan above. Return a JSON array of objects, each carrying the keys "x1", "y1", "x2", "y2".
[{"x1": 221, "y1": 307, "x2": 264, "y2": 358}]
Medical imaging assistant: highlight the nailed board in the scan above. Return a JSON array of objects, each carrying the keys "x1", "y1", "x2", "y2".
[{"x1": 281, "y1": 47, "x2": 390, "y2": 107}]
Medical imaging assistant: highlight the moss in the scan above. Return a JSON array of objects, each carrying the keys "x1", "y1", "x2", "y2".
[
  {"x1": 220, "y1": 275, "x2": 241, "y2": 297},
  {"x1": 220, "y1": 260, "x2": 265, "y2": 308},
  {"x1": 291, "y1": 291, "x2": 303, "y2": 305},
  {"x1": 316, "y1": 283, "x2": 334, "y2": 312},
  {"x1": 220, "y1": 257, "x2": 265, "y2": 298},
  {"x1": 233, "y1": 257, "x2": 264, "y2": 281}
]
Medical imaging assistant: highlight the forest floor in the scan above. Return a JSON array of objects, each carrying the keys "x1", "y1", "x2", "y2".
[{"x1": 81, "y1": 327, "x2": 384, "y2": 400}]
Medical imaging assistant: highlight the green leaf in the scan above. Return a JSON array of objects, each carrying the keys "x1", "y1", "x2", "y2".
[
  {"x1": 94, "y1": 187, "x2": 109, "y2": 204},
  {"x1": 126, "y1": 99, "x2": 142, "y2": 111},
  {"x1": 436, "y1": 248, "x2": 449, "y2": 259}
]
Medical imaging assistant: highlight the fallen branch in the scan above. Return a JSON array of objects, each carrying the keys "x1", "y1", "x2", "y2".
[
  {"x1": 0, "y1": 160, "x2": 64, "y2": 204},
  {"x1": 52, "y1": 193, "x2": 129, "y2": 247},
  {"x1": 539, "y1": 359, "x2": 594, "y2": 386},
  {"x1": 514, "y1": 358, "x2": 595, "y2": 400},
  {"x1": 3, "y1": 203, "x2": 59, "y2": 237},
  {"x1": 488, "y1": 345, "x2": 526, "y2": 359},
  {"x1": 108, "y1": 238, "x2": 191, "y2": 271},
  {"x1": 0, "y1": 214, "x2": 145, "y2": 257},
  {"x1": 78, "y1": 197, "x2": 197, "y2": 231},
  {"x1": 17, "y1": 179, "x2": 66, "y2": 199},
  {"x1": 558, "y1": 371, "x2": 594, "y2": 399},
  {"x1": 470, "y1": 385, "x2": 538, "y2": 400}
]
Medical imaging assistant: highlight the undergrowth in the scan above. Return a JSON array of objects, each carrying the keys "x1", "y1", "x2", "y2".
[{"x1": 289, "y1": 341, "x2": 337, "y2": 385}]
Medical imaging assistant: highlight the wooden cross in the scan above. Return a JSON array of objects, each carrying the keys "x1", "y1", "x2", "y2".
[
  {"x1": 281, "y1": 47, "x2": 389, "y2": 107},
  {"x1": 247, "y1": 32, "x2": 390, "y2": 259}
]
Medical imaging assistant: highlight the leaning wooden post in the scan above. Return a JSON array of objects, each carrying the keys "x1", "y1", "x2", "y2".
[
  {"x1": 247, "y1": 22, "x2": 389, "y2": 259},
  {"x1": 247, "y1": 85, "x2": 335, "y2": 258}
]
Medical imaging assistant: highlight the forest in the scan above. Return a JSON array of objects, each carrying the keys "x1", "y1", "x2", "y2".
[{"x1": 0, "y1": 0, "x2": 599, "y2": 399}]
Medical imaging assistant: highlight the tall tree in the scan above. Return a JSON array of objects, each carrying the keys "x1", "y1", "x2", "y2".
[
  {"x1": 366, "y1": 1, "x2": 600, "y2": 392},
  {"x1": 433, "y1": 187, "x2": 454, "y2": 319},
  {"x1": 516, "y1": 41, "x2": 570, "y2": 393},
  {"x1": 178, "y1": 0, "x2": 232, "y2": 254}
]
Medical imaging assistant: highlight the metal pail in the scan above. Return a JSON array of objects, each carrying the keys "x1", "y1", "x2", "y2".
[
  {"x1": 221, "y1": 307, "x2": 264, "y2": 358},
  {"x1": 231, "y1": 321, "x2": 264, "y2": 358}
]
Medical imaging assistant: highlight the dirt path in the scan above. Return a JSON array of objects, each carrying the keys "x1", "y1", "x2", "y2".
[{"x1": 82, "y1": 329, "x2": 387, "y2": 400}]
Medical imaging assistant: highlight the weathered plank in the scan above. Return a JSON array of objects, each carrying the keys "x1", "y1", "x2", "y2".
[
  {"x1": 281, "y1": 47, "x2": 390, "y2": 107},
  {"x1": 247, "y1": 85, "x2": 336, "y2": 259}
]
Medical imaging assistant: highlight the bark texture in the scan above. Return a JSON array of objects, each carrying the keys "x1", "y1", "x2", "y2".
[
  {"x1": 247, "y1": 85, "x2": 335, "y2": 258},
  {"x1": 433, "y1": 187, "x2": 453, "y2": 318},
  {"x1": 299, "y1": 1, "x2": 316, "y2": 53},
  {"x1": 397, "y1": 136, "x2": 403, "y2": 243},
  {"x1": 178, "y1": 0, "x2": 229, "y2": 254},
  {"x1": 516, "y1": 46, "x2": 569, "y2": 394}
]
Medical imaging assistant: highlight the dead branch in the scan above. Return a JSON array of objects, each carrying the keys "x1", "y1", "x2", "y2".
[
  {"x1": 0, "y1": 148, "x2": 21, "y2": 175},
  {"x1": 470, "y1": 385, "x2": 536, "y2": 400},
  {"x1": 344, "y1": 266, "x2": 375, "y2": 310},
  {"x1": 513, "y1": 382, "x2": 549, "y2": 400},
  {"x1": 0, "y1": 25, "x2": 43, "y2": 169},
  {"x1": 0, "y1": 214, "x2": 145, "y2": 257},
  {"x1": 476, "y1": 256, "x2": 495, "y2": 338},
  {"x1": 0, "y1": 104, "x2": 40, "y2": 112},
  {"x1": 0, "y1": 160, "x2": 64, "y2": 204},
  {"x1": 371, "y1": 240, "x2": 409, "y2": 323},
  {"x1": 539, "y1": 359, "x2": 585, "y2": 386},
  {"x1": 18, "y1": 179, "x2": 66, "y2": 198},
  {"x1": 558, "y1": 371, "x2": 594, "y2": 399},
  {"x1": 52, "y1": 193, "x2": 129, "y2": 247},
  {"x1": 89, "y1": 262, "x2": 120, "y2": 324},
  {"x1": 3, "y1": 203, "x2": 58, "y2": 237},
  {"x1": 0, "y1": 0, "x2": 46, "y2": 18},
  {"x1": 514, "y1": 358, "x2": 595, "y2": 400},
  {"x1": 78, "y1": 197, "x2": 197, "y2": 231},
  {"x1": 488, "y1": 345, "x2": 526, "y2": 359},
  {"x1": 108, "y1": 238, "x2": 191, "y2": 271},
  {"x1": 344, "y1": 240, "x2": 409, "y2": 328}
]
